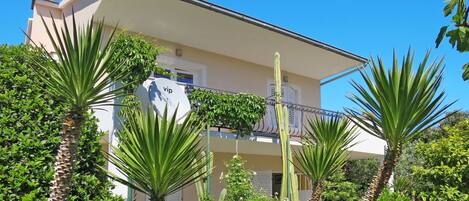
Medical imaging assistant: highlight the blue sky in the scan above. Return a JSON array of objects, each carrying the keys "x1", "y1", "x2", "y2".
[{"x1": 1, "y1": 0, "x2": 467, "y2": 112}]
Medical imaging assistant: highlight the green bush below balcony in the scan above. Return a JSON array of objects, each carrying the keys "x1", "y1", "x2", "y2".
[{"x1": 188, "y1": 88, "x2": 266, "y2": 136}]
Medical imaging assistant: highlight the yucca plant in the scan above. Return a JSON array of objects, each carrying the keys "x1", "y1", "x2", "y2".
[
  {"x1": 28, "y1": 13, "x2": 131, "y2": 200},
  {"x1": 105, "y1": 107, "x2": 207, "y2": 201},
  {"x1": 345, "y1": 49, "x2": 454, "y2": 201},
  {"x1": 295, "y1": 115, "x2": 357, "y2": 201}
]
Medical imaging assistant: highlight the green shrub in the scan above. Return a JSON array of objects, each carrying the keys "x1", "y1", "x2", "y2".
[
  {"x1": 322, "y1": 170, "x2": 359, "y2": 201},
  {"x1": 344, "y1": 158, "x2": 380, "y2": 196},
  {"x1": 221, "y1": 155, "x2": 273, "y2": 201},
  {"x1": 411, "y1": 118, "x2": 469, "y2": 200},
  {"x1": 246, "y1": 195, "x2": 277, "y2": 201},
  {"x1": 222, "y1": 155, "x2": 256, "y2": 200},
  {"x1": 0, "y1": 45, "x2": 121, "y2": 200},
  {"x1": 377, "y1": 189, "x2": 412, "y2": 201},
  {"x1": 188, "y1": 89, "x2": 266, "y2": 136}
]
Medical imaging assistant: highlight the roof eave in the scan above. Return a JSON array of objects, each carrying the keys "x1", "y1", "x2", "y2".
[{"x1": 181, "y1": 0, "x2": 368, "y2": 64}]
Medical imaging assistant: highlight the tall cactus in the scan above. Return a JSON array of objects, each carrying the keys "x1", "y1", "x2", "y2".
[{"x1": 274, "y1": 52, "x2": 299, "y2": 201}]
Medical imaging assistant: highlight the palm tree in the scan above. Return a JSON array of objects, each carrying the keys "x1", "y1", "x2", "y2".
[
  {"x1": 295, "y1": 115, "x2": 357, "y2": 201},
  {"x1": 345, "y1": 49, "x2": 454, "y2": 201},
  {"x1": 29, "y1": 14, "x2": 131, "y2": 200},
  {"x1": 105, "y1": 108, "x2": 207, "y2": 201}
]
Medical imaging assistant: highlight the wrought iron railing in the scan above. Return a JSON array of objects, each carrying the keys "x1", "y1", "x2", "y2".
[{"x1": 182, "y1": 83, "x2": 343, "y2": 138}]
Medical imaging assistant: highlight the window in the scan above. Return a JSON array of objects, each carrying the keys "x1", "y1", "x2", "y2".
[
  {"x1": 154, "y1": 68, "x2": 197, "y2": 85},
  {"x1": 267, "y1": 83, "x2": 300, "y2": 129},
  {"x1": 155, "y1": 55, "x2": 207, "y2": 86},
  {"x1": 175, "y1": 70, "x2": 194, "y2": 84}
]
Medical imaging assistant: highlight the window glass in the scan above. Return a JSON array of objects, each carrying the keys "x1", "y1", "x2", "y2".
[
  {"x1": 176, "y1": 72, "x2": 194, "y2": 84},
  {"x1": 154, "y1": 69, "x2": 171, "y2": 79}
]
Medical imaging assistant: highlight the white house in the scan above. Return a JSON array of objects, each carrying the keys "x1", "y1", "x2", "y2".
[{"x1": 27, "y1": 0, "x2": 386, "y2": 200}]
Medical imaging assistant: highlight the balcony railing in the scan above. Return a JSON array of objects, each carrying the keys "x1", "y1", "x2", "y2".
[{"x1": 183, "y1": 83, "x2": 343, "y2": 138}]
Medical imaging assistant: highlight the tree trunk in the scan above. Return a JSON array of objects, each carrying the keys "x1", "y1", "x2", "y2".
[
  {"x1": 49, "y1": 112, "x2": 84, "y2": 201},
  {"x1": 363, "y1": 150, "x2": 401, "y2": 201},
  {"x1": 309, "y1": 182, "x2": 323, "y2": 201}
]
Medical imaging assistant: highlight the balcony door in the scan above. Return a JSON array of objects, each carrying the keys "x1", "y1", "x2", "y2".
[{"x1": 267, "y1": 82, "x2": 300, "y2": 129}]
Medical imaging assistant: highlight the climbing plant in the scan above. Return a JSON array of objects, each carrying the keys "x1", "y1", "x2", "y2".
[
  {"x1": 109, "y1": 31, "x2": 167, "y2": 91},
  {"x1": 188, "y1": 88, "x2": 266, "y2": 136}
]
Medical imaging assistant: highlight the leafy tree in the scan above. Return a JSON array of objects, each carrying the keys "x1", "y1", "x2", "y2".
[
  {"x1": 105, "y1": 108, "x2": 207, "y2": 201},
  {"x1": 294, "y1": 115, "x2": 357, "y2": 201},
  {"x1": 0, "y1": 45, "x2": 121, "y2": 200},
  {"x1": 392, "y1": 141, "x2": 421, "y2": 197},
  {"x1": 346, "y1": 49, "x2": 453, "y2": 201},
  {"x1": 391, "y1": 111, "x2": 468, "y2": 199},
  {"x1": 412, "y1": 118, "x2": 469, "y2": 200},
  {"x1": 322, "y1": 170, "x2": 360, "y2": 201},
  {"x1": 435, "y1": 0, "x2": 469, "y2": 80},
  {"x1": 109, "y1": 31, "x2": 167, "y2": 92},
  {"x1": 344, "y1": 159, "x2": 380, "y2": 196},
  {"x1": 28, "y1": 14, "x2": 133, "y2": 200}
]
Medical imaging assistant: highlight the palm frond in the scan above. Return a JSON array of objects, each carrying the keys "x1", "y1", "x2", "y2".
[
  {"x1": 294, "y1": 143, "x2": 348, "y2": 183},
  {"x1": 104, "y1": 107, "x2": 207, "y2": 199},
  {"x1": 303, "y1": 115, "x2": 358, "y2": 149},
  {"x1": 295, "y1": 115, "x2": 357, "y2": 183},
  {"x1": 345, "y1": 49, "x2": 454, "y2": 150},
  {"x1": 29, "y1": 11, "x2": 132, "y2": 112}
]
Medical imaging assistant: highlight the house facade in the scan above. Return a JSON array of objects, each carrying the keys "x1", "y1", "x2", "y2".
[{"x1": 27, "y1": 0, "x2": 386, "y2": 200}]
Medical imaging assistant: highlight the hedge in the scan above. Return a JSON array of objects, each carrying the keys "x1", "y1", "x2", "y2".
[{"x1": 0, "y1": 45, "x2": 121, "y2": 200}]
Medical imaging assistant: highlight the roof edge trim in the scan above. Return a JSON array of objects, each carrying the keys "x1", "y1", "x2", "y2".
[{"x1": 182, "y1": 0, "x2": 368, "y2": 63}]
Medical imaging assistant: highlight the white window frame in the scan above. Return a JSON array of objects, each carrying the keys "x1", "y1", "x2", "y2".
[
  {"x1": 266, "y1": 80, "x2": 302, "y2": 129},
  {"x1": 156, "y1": 55, "x2": 207, "y2": 86}
]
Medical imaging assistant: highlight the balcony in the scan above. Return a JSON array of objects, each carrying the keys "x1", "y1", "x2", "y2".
[{"x1": 183, "y1": 83, "x2": 343, "y2": 138}]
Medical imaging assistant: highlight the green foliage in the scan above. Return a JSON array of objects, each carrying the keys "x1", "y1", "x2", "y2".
[
  {"x1": 220, "y1": 155, "x2": 273, "y2": 201},
  {"x1": 392, "y1": 112, "x2": 469, "y2": 199},
  {"x1": 411, "y1": 119, "x2": 469, "y2": 200},
  {"x1": 435, "y1": 0, "x2": 469, "y2": 80},
  {"x1": 346, "y1": 49, "x2": 452, "y2": 152},
  {"x1": 346, "y1": 49, "x2": 452, "y2": 198},
  {"x1": 435, "y1": 0, "x2": 469, "y2": 52},
  {"x1": 105, "y1": 107, "x2": 207, "y2": 201},
  {"x1": 322, "y1": 170, "x2": 360, "y2": 201},
  {"x1": 109, "y1": 31, "x2": 168, "y2": 91},
  {"x1": 295, "y1": 115, "x2": 357, "y2": 184},
  {"x1": 30, "y1": 15, "x2": 132, "y2": 112},
  {"x1": 246, "y1": 195, "x2": 277, "y2": 201},
  {"x1": 344, "y1": 158, "x2": 380, "y2": 196},
  {"x1": 188, "y1": 88, "x2": 266, "y2": 136},
  {"x1": 377, "y1": 189, "x2": 412, "y2": 201},
  {"x1": 222, "y1": 155, "x2": 256, "y2": 201},
  {"x1": 393, "y1": 141, "x2": 421, "y2": 197},
  {"x1": 0, "y1": 45, "x2": 121, "y2": 200}
]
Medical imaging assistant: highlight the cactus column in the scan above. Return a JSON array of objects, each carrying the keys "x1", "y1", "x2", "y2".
[{"x1": 274, "y1": 52, "x2": 299, "y2": 201}]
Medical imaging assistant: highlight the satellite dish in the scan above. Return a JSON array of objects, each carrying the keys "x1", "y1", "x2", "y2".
[{"x1": 140, "y1": 77, "x2": 191, "y2": 122}]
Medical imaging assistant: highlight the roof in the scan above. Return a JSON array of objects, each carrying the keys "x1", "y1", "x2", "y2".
[
  {"x1": 182, "y1": 0, "x2": 367, "y2": 63},
  {"x1": 32, "y1": 0, "x2": 368, "y2": 80}
]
